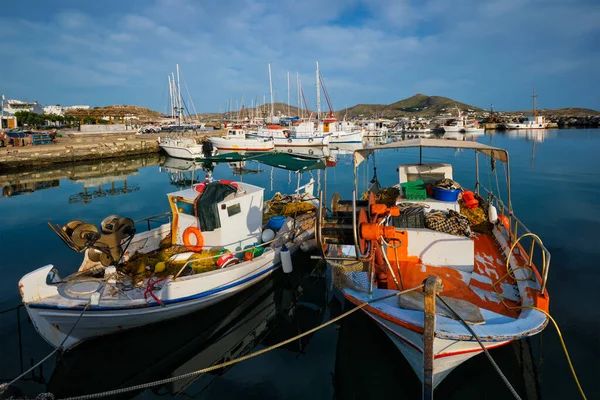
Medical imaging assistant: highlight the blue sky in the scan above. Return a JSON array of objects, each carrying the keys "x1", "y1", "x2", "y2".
[{"x1": 0, "y1": 0, "x2": 598, "y2": 113}]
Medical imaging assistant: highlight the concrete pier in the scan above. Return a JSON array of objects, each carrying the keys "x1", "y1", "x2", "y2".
[{"x1": 0, "y1": 130, "x2": 223, "y2": 172}]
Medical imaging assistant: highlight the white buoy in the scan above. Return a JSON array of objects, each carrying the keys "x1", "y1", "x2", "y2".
[
  {"x1": 488, "y1": 204, "x2": 498, "y2": 224},
  {"x1": 262, "y1": 228, "x2": 275, "y2": 243},
  {"x1": 104, "y1": 266, "x2": 117, "y2": 285},
  {"x1": 300, "y1": 239, "x2": 317, "y2": 252},
  {"x1": 280, "y1": 245, "x2": 293, "y2": 274}
]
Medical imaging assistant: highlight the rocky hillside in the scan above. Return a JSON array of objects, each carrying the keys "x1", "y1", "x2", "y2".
[{"x1": 336, "y1": 94, "x2": 483, "y2": 118}]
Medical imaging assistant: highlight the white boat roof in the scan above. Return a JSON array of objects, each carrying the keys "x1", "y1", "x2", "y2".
[{"x1": 354, "y1": 138, "x2": 508, "y2": 165}]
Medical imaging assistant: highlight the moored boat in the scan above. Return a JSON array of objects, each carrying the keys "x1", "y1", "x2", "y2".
[
  {"x1": 210, "y1": 127, "x2": 275, "y2": 151},
  {"x1": 158, "y1": 136, "x2": 217, "y2": 160},
  {"x1": 317, "y1": 139, "x2": 551, "y2": 393},
  {"x1": 19, "y1": 153, "x2": 323, "y2": 350}
]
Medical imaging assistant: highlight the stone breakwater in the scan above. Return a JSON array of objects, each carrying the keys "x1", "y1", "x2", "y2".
[{"x1": 0, "y1": 131, "x2": 224, "y2": 172}]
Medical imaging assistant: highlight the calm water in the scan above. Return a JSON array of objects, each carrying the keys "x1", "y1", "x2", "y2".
[{"x1": 1, "y1": 129, "x2": 598, "y2": 399}]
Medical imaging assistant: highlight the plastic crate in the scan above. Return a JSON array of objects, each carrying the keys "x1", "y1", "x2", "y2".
[
  {"x1": 402, "y1": 180, "x2": 427, "y2": 200},
  {"x1": 391, "y1": 211, "x2": 426, "y2": 229}
]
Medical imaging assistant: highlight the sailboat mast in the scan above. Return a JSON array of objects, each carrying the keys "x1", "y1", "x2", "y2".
[
  {"x1": 296, "y1": 72, "x2": 301, "y2": 118},
  {"x1": 176, "y1": 64, "x2": 182, "y2": 125},
  {"x1": 268, "y1": 63, "x2": 274, "y2": 121},
  {"x1": 532, "y1": 88, "x2": 537, "y2": 117},
  {"x1": 316, "y1": 61, "x2": 321, "y2": 120},
  {"x1": 287, "y1": 71, "x2": 290, "y2": 117},
  {"x1": 168, "y1": 75, "x2": 173, "y2": 119}
]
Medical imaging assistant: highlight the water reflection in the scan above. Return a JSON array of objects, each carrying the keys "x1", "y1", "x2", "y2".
[
  {"x1": 45, "y1": 254, "x2": 325, "y2": 399},
  {"x1": 0, "y1": 154, "x2": 161, "y2": 202}
]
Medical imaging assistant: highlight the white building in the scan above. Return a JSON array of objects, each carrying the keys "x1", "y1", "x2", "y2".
[
  {"x1": 43, "y1": 105, "x2": 63, "y2": 115},
  {"x1": 2, "y1": 99, "x2": 44, "y2": 114},
  {"x1": 63, "y1": 105, "x2": 90, "y2": 111}
]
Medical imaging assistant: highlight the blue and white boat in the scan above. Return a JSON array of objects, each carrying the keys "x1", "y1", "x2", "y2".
[{"x1": 19, "y1": 154, "x2": 322, "y2": 350}]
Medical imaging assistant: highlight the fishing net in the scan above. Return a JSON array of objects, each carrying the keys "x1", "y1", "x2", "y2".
[
  {"x1": 330, "y1": 258, "x2": 371, "y2": 293},
  {"x1": 459, "y1": 195, "x2": 493, "y2": 235},
  {"x1": 376, "y1": 186, "x2": 401, "y2": 207},
  {"x1": 425, "y1": 210, "x2": 473, "y2": 238}
]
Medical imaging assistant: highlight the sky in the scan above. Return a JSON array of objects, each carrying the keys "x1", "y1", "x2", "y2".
[{"x1": 0, "y1": 0, "x2": 598, "y2": 113}]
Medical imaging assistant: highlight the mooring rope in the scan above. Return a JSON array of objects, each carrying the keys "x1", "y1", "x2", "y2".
[
  {"x1": 0, "y1": 302, "x2": 90, "y2": 395},
  {"x1": 435, "y1": 294, "x2": 523, "y2": 400},
  {"x1": 23, "y1": 284, "x2": 425, "y2": 400}
]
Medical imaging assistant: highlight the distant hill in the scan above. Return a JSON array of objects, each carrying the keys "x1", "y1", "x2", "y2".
[
  {"x1": 337, "y1": 94, "x2": 484, "y2": 118},
  {"x1": 64, "y1": 105, "x2": 163, "y2": 122},
  {"x1": 536, "y1": 108, "x2": 600, "y2": 117}
]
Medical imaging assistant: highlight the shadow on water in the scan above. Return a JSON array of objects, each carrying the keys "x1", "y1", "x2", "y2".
[
  {"x1": 333, "y1": 298, "x2": 543, "y2": 400},
  {"x1": 2, "y1": 253, "x2": 327, "y2": 400}
]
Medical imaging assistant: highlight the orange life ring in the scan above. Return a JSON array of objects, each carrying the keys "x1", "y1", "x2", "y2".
[{"x1": 183, "y1": 226, "x2": 204, "y2": 252}]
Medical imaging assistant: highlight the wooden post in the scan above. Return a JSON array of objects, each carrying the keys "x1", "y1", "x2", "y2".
[{"x1": 423, "y1": 275, "x2": 443, "y2": 400}]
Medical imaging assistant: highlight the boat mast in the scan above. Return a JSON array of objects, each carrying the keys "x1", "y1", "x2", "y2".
[
  {"x1": 532, "y1": 88, "x2": 537, "y2": 117},
  {"x1": 168, "y1": 75, "x2": 173, "y2": 119},
  {"x1": 316, "y1": 61, "x2": 321, "y2": 120},
  {"x1": 287, "y1": 71, "x2": 290, "y2": 117},
  {"x1": 176, "y1": 64, "x2": 182, "y2": 126},
  {"x1": 268, "y1": 63, "x2": 274, "y2": 121},
  {"x1": 296, "y1": 72, "x2": 301, "y2": 118}
]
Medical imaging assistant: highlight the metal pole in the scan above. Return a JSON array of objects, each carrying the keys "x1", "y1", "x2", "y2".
[
  {"x1": 475, "y1": 151, "x2": 480, "y2": 194},
  {"x1": 506, "y1": 153, "x2": 512, "y2": 215}
]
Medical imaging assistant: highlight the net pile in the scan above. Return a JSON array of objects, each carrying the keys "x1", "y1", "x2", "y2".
[
  {"x1": 330, "y1": 257, "x2": 370, "y2": 293},
  {"x1": 425, "y1": 210, "x2": 473, "y2": 238},
  {"x1": 459, "y1": 195, "x2": 493, "y2": 235}
]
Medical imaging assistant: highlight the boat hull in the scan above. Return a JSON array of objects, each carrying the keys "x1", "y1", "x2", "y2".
[
  {"x1": 366, "y1": 309, "x2": 510, "y2": 388},
  {"x1": 210, "y1": 137, "x2": 275, "y2": 151},
  {"x1": 274, "y1": 135, "x2": 330, "y2": 147},
  {"x1": 159, "y1": 144, "x2": 206, "y2": 160},
  {"x1": 505, "y1": 123, "x2": 548, "y2": 130},
  {"x1": 22, "y1": 247, "x2": 297, "y2": 350},
  {"x1": 330, "y1": 131, "x2": 364, "y2": 143}
]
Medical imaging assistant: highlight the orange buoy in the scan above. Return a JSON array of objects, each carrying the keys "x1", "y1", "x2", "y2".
[
  {"x1": 500, "y1": 214, "x2": 510, "y2": 231},
  {"x1": 183, "y1": 226, "x2": 204, "y2": 252}
]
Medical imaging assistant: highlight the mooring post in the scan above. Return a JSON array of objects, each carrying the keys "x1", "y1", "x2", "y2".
[{"x1": 423, "y1": 275, "x2": 443, "y2": 400}]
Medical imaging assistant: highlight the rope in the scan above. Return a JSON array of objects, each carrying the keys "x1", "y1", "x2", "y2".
[
  {"x1": 0, "y1": 304, "x2": 23, "y2": 315},
  {"x1": 435, "y1": 294, "x2": 523, "y2": 400},
  {"x1": 492, "y1": 232, "x2": 587, "y2": 400},
  {"x1": 0, "y1": 302, "x2": 90, "y2": 395},
  {"x1": 42, "y1": 284, "x2": 425, "y2": 400}
]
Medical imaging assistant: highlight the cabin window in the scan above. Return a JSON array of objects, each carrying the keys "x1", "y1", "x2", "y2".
[
  {"x1": 176, "y1": 200, "x2": 195, "y2": 215},
  {"x1": 227, "y1": 203, "x2": 241, "y2": 217}
]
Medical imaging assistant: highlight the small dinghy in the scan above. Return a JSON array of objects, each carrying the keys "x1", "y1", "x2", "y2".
[{"x1": 20, "y1": 154, "x2": 323, "y2": 351}]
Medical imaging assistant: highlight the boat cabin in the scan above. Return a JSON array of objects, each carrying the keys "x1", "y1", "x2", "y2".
[
  {"x1": 394, "y1": 163, "x2": 474, "y2": 274},
  {"x1": 167, "y1": 181, "x2": 264, "y2": 252}
]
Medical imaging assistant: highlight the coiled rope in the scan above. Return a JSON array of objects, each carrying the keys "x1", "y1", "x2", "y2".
[
  {"x1": 25, "y1": 284, "x2": 425, "y2": 400},
  {"x1": 492, "y1": 232, "x2": 587, "y2": 400}
]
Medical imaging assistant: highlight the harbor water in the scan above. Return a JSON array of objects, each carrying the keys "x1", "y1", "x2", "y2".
[{"x1": 1, "y1": 129, "x2": 598, "y2": 399}]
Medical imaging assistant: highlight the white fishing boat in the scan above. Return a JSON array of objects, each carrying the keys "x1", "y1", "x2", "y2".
[
  {"x1": 363, "y1": 121, "x2": 389, "y2": 137},
  {"x1": 158, "y1": 136, "x2": 217, "y2": 160},
  {"x1": 19, "y1": 153, "x2": 323, "y2": 350},
  {"x1": 505, "y1": 89, "x2": 548, "y2": 130},
  {"x1": 318, "y1": 118, "x2": 364, "y2": 143},
  {"x1": 210, "y1": 127, "x2": 275, "y2": 151},
  {"x1": 317, "y1": 139, "x2": 551, "y2": 394}
]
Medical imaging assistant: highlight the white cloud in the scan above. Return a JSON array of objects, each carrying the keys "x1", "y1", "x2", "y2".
[{"x1": 0, "y1": 0, "x2": 598, "y2": 111}]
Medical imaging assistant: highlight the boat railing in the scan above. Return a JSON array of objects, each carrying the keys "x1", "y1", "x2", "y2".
[
  {"x1": 481, "y1": 186, "x2": 551, "y2": 294},
  {"x1": 134, "y1": 212, "x2": 172, "y2": 232}
]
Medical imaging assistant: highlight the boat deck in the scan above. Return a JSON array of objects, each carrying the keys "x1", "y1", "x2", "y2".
[{"x1": 385, "y1": 230, "x2": 523, "y2": 318}]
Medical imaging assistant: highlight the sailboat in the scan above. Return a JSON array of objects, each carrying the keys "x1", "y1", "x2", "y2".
[{"x1": 314, "y1": 62, "x2": 364, "y2": 144}]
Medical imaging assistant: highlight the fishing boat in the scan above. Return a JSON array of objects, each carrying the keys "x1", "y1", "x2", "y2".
[
  {"x1": 505, "y1": 90, "x2": 548, "y2": 130},
  {"x1": 317, "y1": 139, "x2": 550, "y2": 394},
  {"x1": 158, "y1": 136, "x2": 217, "y2": 160},
  {"x1": 210, "y1": 127, "x2": 275, "y2": 151},
  {"x1": 362, "y1": 121, "x2": 389, "y2": 137},
  {"x1": 19, "y1": 153, "x2": 324, "y2": 351},
  {"x1": 253, "y1": 123, "x2": 331, "y2": 147}
]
